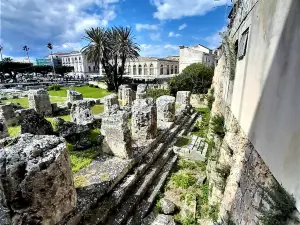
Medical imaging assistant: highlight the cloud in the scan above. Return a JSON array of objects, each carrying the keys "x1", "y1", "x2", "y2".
[
  {"x1": 140, "y1": 44, "x2": 178, "y2": 57},
  {"x1": 135, "y1": 23, "x2": 159, "y2": 32},
  {"x1": 150, "y1": 33, "x2": 161, "y2": 41},
  {"x1": 204, "y1": 26, "x2": 227, "y2": 49},
  {"x1": 178, "y1": 23, "x2": 187, "y2": 30},
  {"x1": 168, "y1": 32, "x2": 181, "y2": 37},
  {"x1": 1, "y1": 0, "x2": 119, "y2": 57},
  {"x1": 151, "y1": 0, "x2": 231, "y2": 20}
]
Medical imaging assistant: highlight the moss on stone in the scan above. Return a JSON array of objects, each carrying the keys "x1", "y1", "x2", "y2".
[
  {"x1": 174, "y1": 136, "x2": 191, "y2": 147},
  {"x1": 99, "y1": 173, "x2": 110, "y2": 181},
  {"x1": 8, "y1": 126, "x2": 21, "y2": 137},
  {"x1": 74, "y1": 175, "x2": 88, "y2": 188}
]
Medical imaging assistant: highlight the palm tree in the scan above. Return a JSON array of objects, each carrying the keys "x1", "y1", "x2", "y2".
[
  {"x1": 23, "y1": 45, "x2": 30, "y2": 62},
  {"x1": 0, "y1": 45, "x2": 3, "y2": 61},
  {"x1": 47, "y1": 43, "x2": 56, "y2": 78},
  {"x1": 2, "y1": 57, "x2": 12, "y2": 62},
  {"x1": 82, "y1": 26, "x2": 140, "y2": 91}
]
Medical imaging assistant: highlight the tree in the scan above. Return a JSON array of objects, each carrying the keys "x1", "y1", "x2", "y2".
[
  {"x1": 2, "y1": 57, "x2": 12, "y2": 62},
  {"x1": 0, "y1": 45, "x2": 3, "y2": 61},
  {"x1": 55, "y1": 66, "x2": 73, "y2": 77},
  {"x1": 82, "y1": 26, "x2": 140, "y2": 91},
  {"x1": 23, "y1": 45, "x2": 30, "y2": 62},
  {"x1": 0, "y1": 61, "x2": 33, "y2": 82},
  {"x1": 169, "y1": 63, "x2": 214, "y2": 95},
  {"x1": 47, "y1": 43, "x2": 56, "y2": 78}
]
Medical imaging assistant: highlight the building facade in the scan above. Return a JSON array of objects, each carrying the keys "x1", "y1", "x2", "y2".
[
  {"x1": 36, "y1": 58, "x2": 51, "y2": 66},
  {"x1": 125, "y1": 57, "x2": 179, "y2": 77},
  {"x1": 179, "y1": 44, "x2": 215, "y2": 72}
]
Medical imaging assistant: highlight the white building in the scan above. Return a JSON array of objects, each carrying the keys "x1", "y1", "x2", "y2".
[
  {"x1": 179, "y1": 44, "x2": 216, "y2": 72},
  {"x1": 125, "y1": 57, "x2": 179, "y2": 77},
  {"x1": 60, "y1": 51, "x2": 99, "y2": 77}
]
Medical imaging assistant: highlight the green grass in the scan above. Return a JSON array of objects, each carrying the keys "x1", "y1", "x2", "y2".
[
  {"x1": 175, "y1": 136, "x2": 191, "y2": 147},
  {"x1": 192, "y1": 107, "x2": 210, "y2": 138},
  {"x1": 48, "y1": 85, "x2": 113, "y2": 98},
  {"x1": 171, "y1": 171, "x2": 197, "y2": 189},
  {"x1": 2, "y1": 96, "x2": 66, "y2": 108},
  {"x1": 88, "y1": 129, "x2": 101, "y2": 145},
  {"x1": 68, "y1": 144, "x2": 101, "y2": 173},
  {"x1": 91, "y1": 105, "x2": 104, "y2": 114},
  {"x1": 8, "y1": 126, "x2": 21, "y2": 137}
]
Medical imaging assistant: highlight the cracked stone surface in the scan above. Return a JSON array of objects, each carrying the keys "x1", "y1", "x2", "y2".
[
  {"x1": 28, "y1": 89, "x2": 52, "y2": 116},
  {"x1": 71, "y1": 100, "x2": 94, "y2": 125},
  {"x1": 0, "y1": 134, "x2": 76, "y2": 225}
]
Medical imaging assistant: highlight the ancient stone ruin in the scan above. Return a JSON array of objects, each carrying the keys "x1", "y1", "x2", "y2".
[
  {"x1": 0, "y1": 119, "x2": 9, "y2": 139},
  {"x1": 67, "y1": 90, "x2": 83, "y2": 103},
  {"x1": 28, "y1": 89, "x2": 52, "y2": 116},
  {"x1": 136, "y1": 84, "x2": 147, "y2": 99},
  {"x1": 176, "y1": 91, "x2": 191, "y2": 114},
  {"x1": 122, "y1": 87, "x2": 133, "y2": 106},
  {"x1": 131, "y1": 98, "x2": 157, "y2": 140},
  {"x1": 156, "y1": 95, "x2": 176, "y2": 129},
  {"x1": 71, "y1": 100, "x2": 94, "y2": 125},
  {"x1": 0, "y1": 134, "x2": 76, "y2": 225},
  {"x1": 0, "y1": 104, "x2": 18, "y2": 126},
  {"x1": 103, "y1": 94, "x2": 119, "y2": 114},
  {"x1": 118, "y1": 84, "x2": 129, "y2": 101}
]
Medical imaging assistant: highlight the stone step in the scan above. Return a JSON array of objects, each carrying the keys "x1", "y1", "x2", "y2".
[
  {"x1": 81, "y1": 113, "x2": 195, "y2": 225},
  {"x1": 105, "y1": 148, "x2": 175, "y2": 225},
  {"x1": 126, "y1": 154, "x2": 178, "y2": 225}
]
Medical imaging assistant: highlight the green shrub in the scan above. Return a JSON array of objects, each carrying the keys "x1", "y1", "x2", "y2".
[
  {"x1": 48, "y1": 84, "x2": 61, "y2": 91},
  {"x1": 171, "y1": 172, "x2": 197, "y2": 189},
  {"x1": 146, "y1": 88, "x2": 170, "y2": 100},
  {"x1": 211, "y1": 114, "x2": 226, "y2": 138},
  {"x1": 169, "y1": 63, "x2": 214, "y2": 95},
  {"x1": 257, "y1": 179, "x2": 298, "y2": 225},
  {"x1": 174, "y1": 136, "x2": 191, "y2": 147},
  {"x1": 182, "y1": 215, "x2": 197, "y2": 225},
  {"x1": 207, "y1": 94, "x2": 215, "y2": 111},
  {"x1": 209, "y1": 204, "x2": 220, "y2": 222},
  {"x1": 193, "y1": 108, "x2": 210, "y2": 138}
]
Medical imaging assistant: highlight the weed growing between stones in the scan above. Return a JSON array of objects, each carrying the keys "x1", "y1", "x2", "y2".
[
  {"x1": 146, "y1": 88, "x2": 171, "y2": 100},
  {"x1": 209, "y1": 204, "x2": 220, "y2": 222},
  {"x1": 74, "y1": 175, "x2": 88, "y2": 188},
  {"x1": 215, "y1": 165, "x2": 231, "y2": 193},
  {"x1": 8, "y1": 126, "x2": 21, "y2": 137},
  {"x1": 206, "y1": 88, "x2": 215, "y2": 111},
  {"x1": 174, "y1": 136, "x2": 191, "y2": 147},
  {"x1": 192, "y1": 107, "x2": 210, "y2": 138},
  {"x1": 257, "y1": 179, "x2": 298, "y2": 225},
  {"x1": 211, "y1": 114, "x2": 226, "y2": 139},
  {"x1": 171, "y1": 171, "x2": 197, "y2": 189}
]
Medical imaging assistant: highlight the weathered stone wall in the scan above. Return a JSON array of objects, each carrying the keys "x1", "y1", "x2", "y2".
[
  {"x1": 0, "y1": 119, "x2": 9, "y2": 139},
  {"x1": 0, "y1": 104, "x2": 18, "y2": 127},
  {"x1": 66, "y1": 90, "x2": 83, "y2": 103},
  {"x1": 70, "y1": 100, "x2": 94, "y2": 125}
]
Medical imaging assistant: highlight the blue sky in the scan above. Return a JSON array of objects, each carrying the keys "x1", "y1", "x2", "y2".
[{"x1": 1, "y1": 0, "x2": 231, "y2": 61}]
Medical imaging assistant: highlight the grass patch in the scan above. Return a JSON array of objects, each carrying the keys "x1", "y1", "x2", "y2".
[
  {"x1": 68, "y1": 144, "x2": 101, "y2": 173},
  {"x1": 209, "y1": 204, "x2": 220, "y2": 222},
  {"x1": 211, "y1": 114, "x2": 226, "y2": 139},
  {"x1": 175, "y1": 136, "x2": 191, "y2": 147},
  {"x1": 193, "y1": 107, "x2": 210, "y2": 138},
  {"x1": 171, "y1": 171, "x2": 197, "y2": 189},
  {"x1": 2, "y1": 96, "x2": 66, "y2": 108},
  {"x1": 8, "y1": 126, "x2": 21, "y2": 137},
  {"x1": 91, "y1": 105, "x2": 104, "y2": 114},
  {"x1": 88, "y1": 129, "x2": 101, "y2": 145},
  {"x1": 74, "y1": 175, "x2": 88, "y2": 188},
  {"x1": 48, "y1": 85, "x2": 113, "y2": 98}
]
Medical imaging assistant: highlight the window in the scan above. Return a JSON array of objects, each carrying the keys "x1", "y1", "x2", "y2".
[
  {"x1": 171, "y1": 65, "x2": 174, "y2": 74},
  {"x1": 144, "y1": 64, "x2": 148, "y2": 75},
  {"x1": 160, "y1": 65, "x2": 164, "y2": 75},
  {"x1": 88, "y1": 66, "x2": 91, "y2": 72},
  {"x1": 128, "y1": 65, "x2": 131, "y2": 74},
  {"x1": 175, "y1": 65, "x2": 178, "y2": 74},
  {"x1": 150, "y1": 64, "x2": 154, "y2": 75},
  {"x1": 138, "y1": 65, "x2": 142, "y2": 75},
  {"x1": 238, "y1": 28, "x2": 249, "y2": 60},
  {"x1": 133, "y1": 65, "x2": 137, "y2": 75},
  {"x1": 167, "y1": 65, "x2": 170, "y2": 75}
]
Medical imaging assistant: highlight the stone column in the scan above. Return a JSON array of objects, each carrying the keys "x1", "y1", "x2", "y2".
[
  {"x1": 103, "y1": 94, "x2": 119, "y2": 114},
  {"x1": 66, "y1": 90, "x2": 83, "y2": 103},
  {"x1": 0, "y1": 134, "x2": 76, "y2": 225},
  {"x1": 28, "y1": 89, "x2": 52, "y2": 116},
  {"x1": 136, "y1": 84, "x2": 147, "y2": 99},
  {"x1": 0, "y1": 104, "x2": 18, "y2": 126},
  {"x1": 70, "y1": 100, "x2": 94, "y2": 125},
  {"x1": 156, "y1": 96, "x2": 176, "y2": 122},
  {"x1": 176, "y1": 91, "x2": 191, "y2": 107},
  {"x1": 118, "y1": 85, "x2": 129, "y2": 100},
  {"x1": 122, "y1": 88, "x2": 133, "y2": 107},
  {"x1": 132, "y1": 98, "x2": 157, "y2": 140},
  {"x1": 0, "y1": 119, "x2": 9, "y2": 139},
  {"x1": 101, "y1": 110, "x2": 132, "y2": 159}
]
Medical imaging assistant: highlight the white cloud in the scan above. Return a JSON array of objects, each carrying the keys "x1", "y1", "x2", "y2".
[
  {"x1": 135, "y1": 23, "x2": 159, "y2": 32},
  {"x1": 168, "y1": 32, "x2": 181, "y2": 37},
  {"x1": 151, "y1": 0, "x2": 231, "y2": 20},
  {"x1": 150, "y1": 33, "x2": 161, "y2": 41},
  {"x1": 1, "y1": 0, "x2": 119, "y2": 57},
  {"x1": 178, "y1": 23, "x2": 187, "y2": 30},
  {"x1": 204, "y1": 26, "x2": 227, "y2": 49},
  {"x1": 140, "y1": 44, "x2": 178, "y2": 57}
]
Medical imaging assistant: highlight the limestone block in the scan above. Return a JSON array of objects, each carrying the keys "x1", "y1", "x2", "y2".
[
  {"x1": 131, "y1": 98, "x2": 157, "y2": 140},
  {"x1": 15, "y1": 108, "x2": 53, "y2": 135},
  {"x1": 0, "y1": 104, "x2": 18, "y2": 126},
  {"x1": 156, "y1": 95, "x2": 176, "y2": 122},
  {"x1": 152, "y1": 214, "x2": 176, "y2": 225},
  {"x1": 118, "y1": 84, "x2": 129, "y2": 100},
  {"x1": 28, "y1": 89, "x2": 52, "y2": 116},
  {"x1": 122, "y1": 88, "x2": 133, "y2": 106},
  {"x1": 0, "y1": 134, "x2": 76, "y2": 224},
  {"x1": 70, "y1": 100, "x2": 94, "y2": 125},
  {"x1": 66, "y1": 90, "x2": 83, "y2": 103},
  {"x1": 0, "y1": 119, "x2": 9, "y2": 139},
  {"x1": 161, "y1": 198, "x2": 176, "y2": 215},
  {"x1": 176, "y1": 91, "x2": 191, "y2": 106},
  {"x1": 136, "y1": 84, "x2": 147, "y2": 99},
  {"x1": 104, "y1": 94, "x2": 119, "y2": 113},
  {"x1": 101, "y1": 110, "x2": 132, "y2": 159}
]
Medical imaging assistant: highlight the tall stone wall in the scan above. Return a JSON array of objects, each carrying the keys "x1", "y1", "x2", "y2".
[{"x1": 28, "y1": 89, "x2": 52, "y2": 116}]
